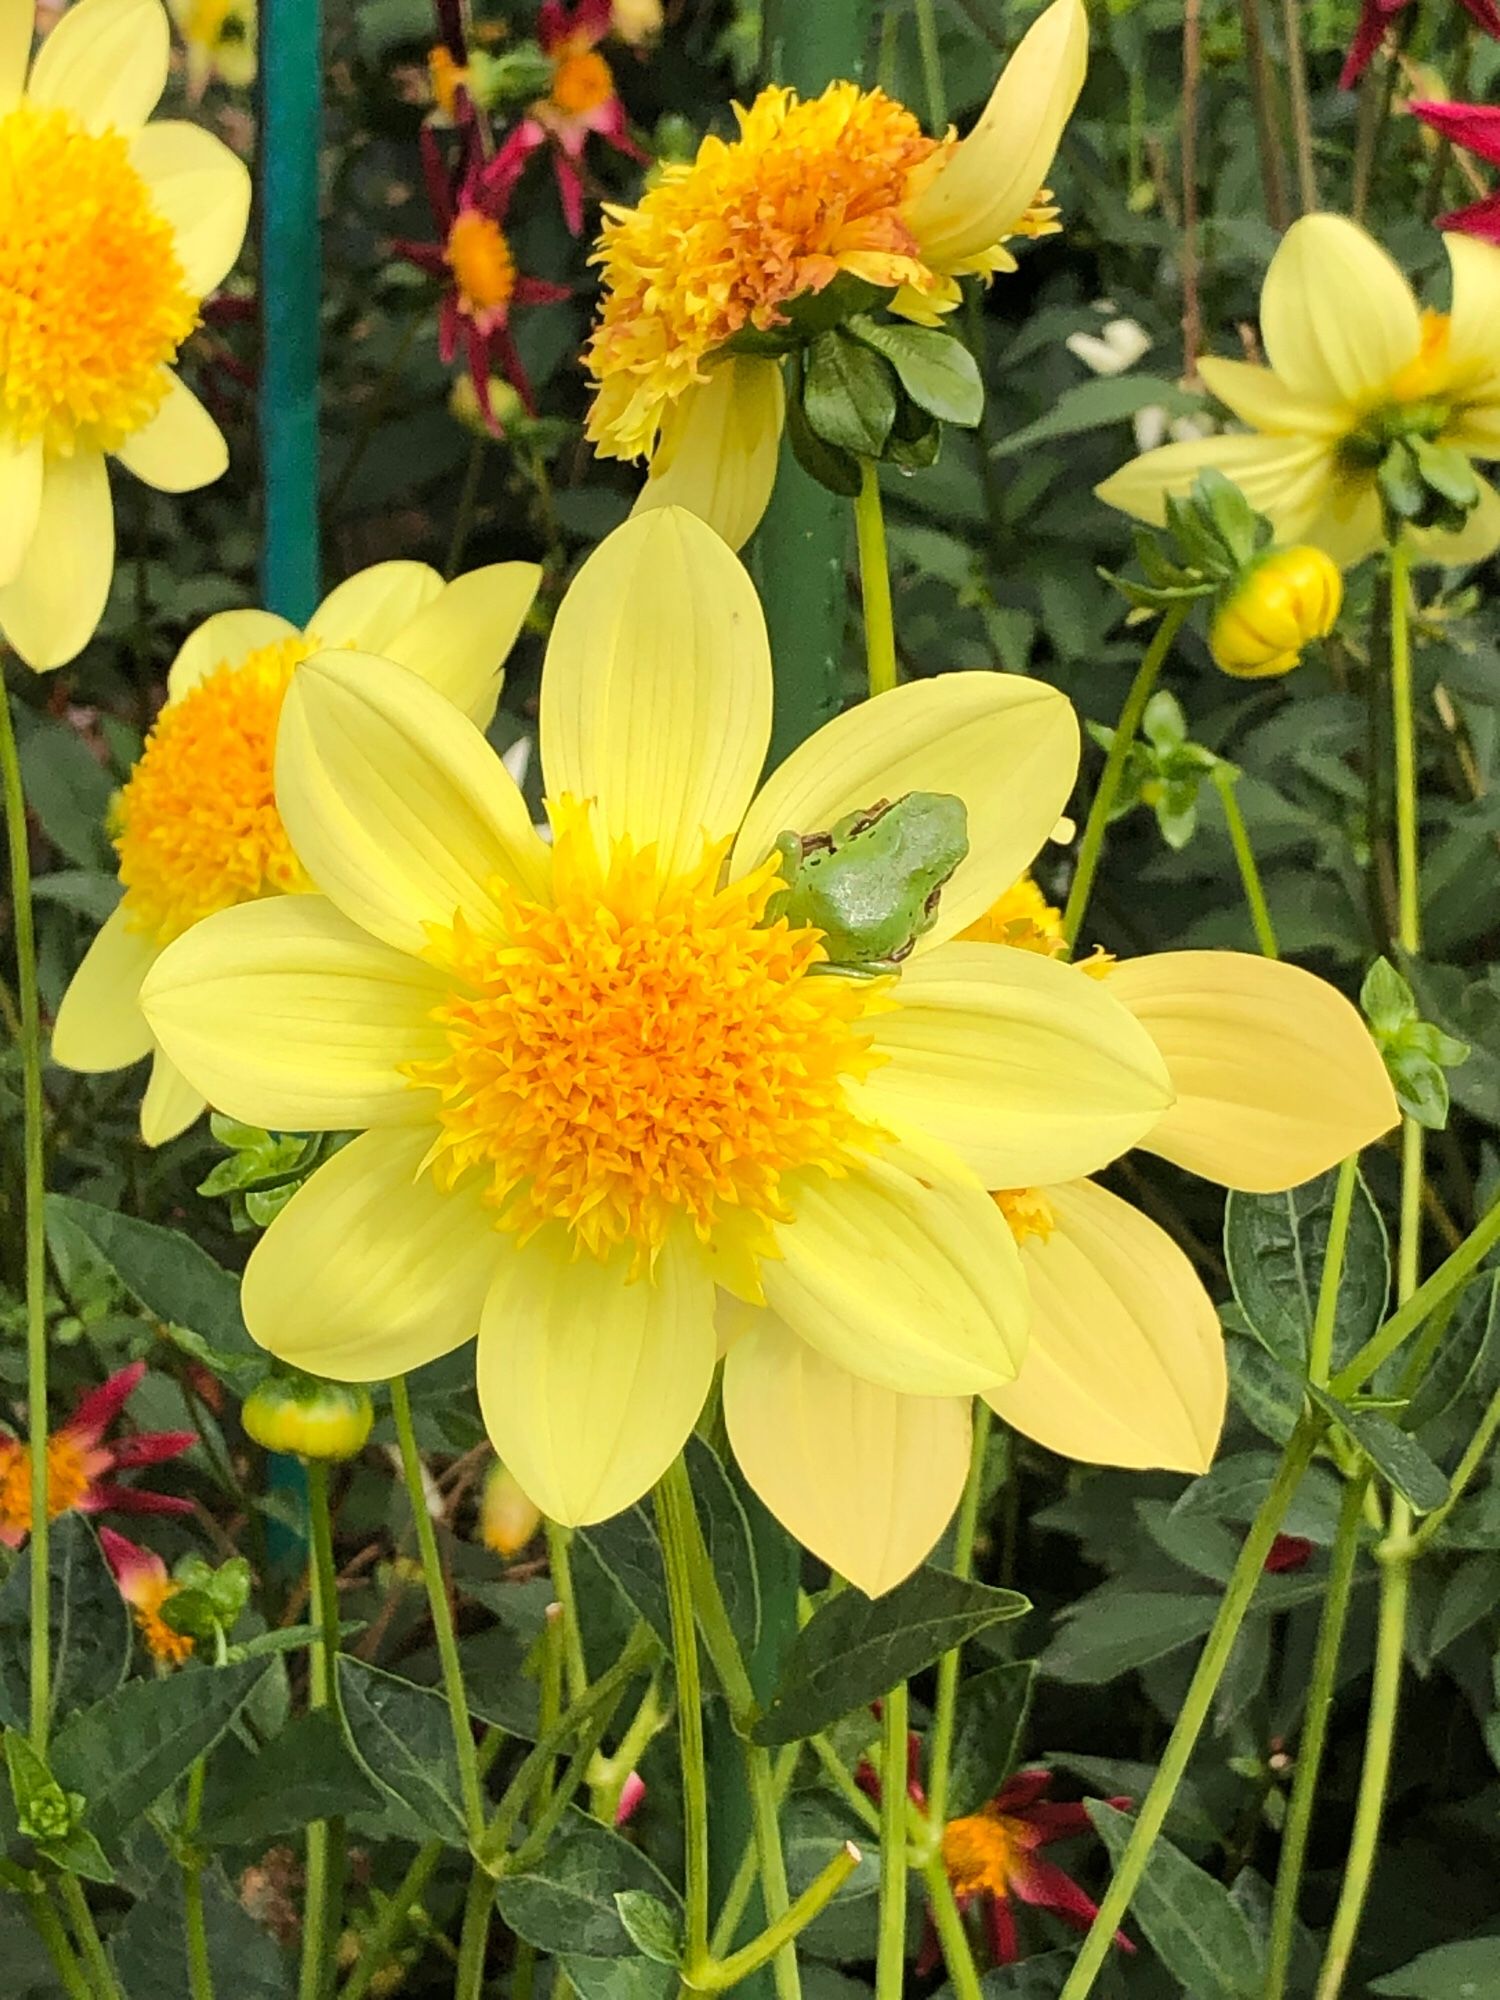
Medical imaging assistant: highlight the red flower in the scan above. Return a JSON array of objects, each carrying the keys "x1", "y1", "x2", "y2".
[
  {"x1": 0, "y1": 1362, "x2": 195, "y2": 1549},
  {"x1": 493, "y1": 0, "x2": 644, "y2": 235},
  {"x1": 99, "y1": 1528, "x2": 195, "y2": 1669},
  {"x1": 1412, "y1": 99, "x2": 1500, "y2": 243},
  {"x1": 395, "y1": 119, "x2": 569, "y2": 432},
  {"x1": 1342, "y1": 0, "x2": 1500, "y2": 89},
  {"x1": 940, "y1": 1770, "x2": 1136, "y2": 1967},
  {"x1": 1265, "y1": 1534, "x2": 1314, "y2": 1573}
]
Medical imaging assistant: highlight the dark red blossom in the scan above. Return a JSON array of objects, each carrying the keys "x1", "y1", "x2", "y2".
[
  {"x1": 491, "y1": 0, "x2": 644, "y2": 235},
  {"x1": 1341, "y1": 0, "x2": 1500, "y2": 89},
  {"x1": 0, "y1": 1362, "x2": 195, "y2": 1549},
  {"x1": 1412, "y1": 99, "x2": 1500, "y2": 243}
]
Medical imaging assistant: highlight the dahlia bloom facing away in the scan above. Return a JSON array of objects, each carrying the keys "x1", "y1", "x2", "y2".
[
  {"x1": 1098, "y1": 213, "x2": 1500, "y2": 570},
  {"x1": 584, "y1": 0, "x2": 1089, "y2": 548},
  {"x1": 141, "y1": 508, "x2": 1395, "y2": 1595},
  {"x1": 495, "y1": 0, "x2": 644, "y2": 237},
  {"x1": 52, "y1": 559, "x2": 540, "y2": 1144},
  {"x1": 0, "y1": 0, "x2": 251, "y2": 669},
  {"x1": 0, "y1": 1362, "x2": 194, "y2": 1549}
]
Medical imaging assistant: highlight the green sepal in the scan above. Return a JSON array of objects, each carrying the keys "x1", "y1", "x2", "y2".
[
  {"x1": 802, "y1": 329, "x2": 898, "y2": 459},
  {"x1": 785, "y1": 351, "x2": 862, "y2": 497},
  {"x1": 845, "y1": 315, "x2": 984, "y2": 427}
]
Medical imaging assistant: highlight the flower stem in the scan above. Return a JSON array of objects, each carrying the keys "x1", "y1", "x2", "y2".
[
  {"x1": 703, "y1": 1843, "x2": 862, "y2": 1993},
  {"x1": 1334, "y1": 1192, "x2": 1500, "y2": 1393},
  {"x1": 1063, "y1": 604, "x2": 1190, "y2": 949},
  {"x1": 710, "y1": 1747, "x2": 802, "y2": 1959},
  {"x1": 183, "y1": 1757, "x2": 215, "y2": 2000},
  {"x1": 875, "y1": 1684, "x2": 909, "y2": 2000},
  {"x1": 925, "y1": 1401, "x2": 992, "y2": 1833},
  {"x1": 1263, "y1": 1470, "x2": 1369, "y2": 2000},
  {"x1": 855, "y1": 460, "x2": 898, "y2": 699},
  {"x1": 1307, "y1": 1157, "x2": 1360, "y2": 1388},
  {"x1": 1280, "y1": 0, "x2": 1319, "y2": 212},
  {"x1": 545, "y1": 1519, "x2": 589, "y2": 1704},
  {"x1": 914, "y1": 0, "x2": 946, "y2": 128},
  {"x1": 1387, "y1": 544, "x2": 1419, "y2": 959},
  {"x1": 1211, "y1": 765, "x2": 1279, "y2": 959},
  {"x1": 923, "y1": 1861, "x2": 984, "y2": 2000},
  {"x1": 445, "y1": 434, "x2": 487, "y2": 579},
  {"x1": 656, "y1": 1462, "x2": 712, "y2": 1976},
  {"x1": 1409, "y1": 1383, "x2": 1500, "y2": 1556},
  {"x1": 1056, "y1": 1415, "x2": 1323, "y2": 2000},
  {"x1": 389, "y1": 1376, "x2": 487, "y2": 1846},
  {"x1": 0, "y1": 678, "x2": 51, "y2": 1753},
  {"x1": 22, "y1": 1885, "x2": 92, "y2": 2000},
  {"x1": 1238, "y1": 0, "x2": 1291, "y2": 228},
  {"x1": 57, "y1": 1872, "x2": 123, "y2": 2000},
  {"x1": 300, "y1": 1460, "x2": 346, "y2": 2000},
  {"x1": 454, "y1": 1863, "x2": 495, "y2": 2000}
]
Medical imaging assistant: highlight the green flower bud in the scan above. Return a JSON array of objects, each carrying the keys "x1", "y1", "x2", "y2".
[{"x1": 242, "y1": 1372, "x2": 373, "y2": 1462}]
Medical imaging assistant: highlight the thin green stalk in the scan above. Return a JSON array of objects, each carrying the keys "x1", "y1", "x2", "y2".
[
  {"x1": 545, "y1": 1520, "x2": 589, "y2": 1704},
  {"x1": 301, "y1": 1461, "x2": 346, "y2": 2000},
  {"x1": 510, "y1": 1682, "x2": 631, "y2": 1871},
  {"x1": 711, "y1": 1747, "x2": 803, "y2": 1959},
  {"x1": 1409, "y1": 1383, "x2": 1500, "y2": 1555},
  {"x1": 875, "y1": 1685, "x2": 909, "y2": 2000},
  {"x1": 24, "y1": 1886, "x2": 92, "y2": 2000},
  {"x1": 589, "y1": 1673, "x2": 664, "y2": 1824},
  {"x1": 57, "y1": 1873, "x2": 123, "y2": 2000},
  {"x1": 923, "y1": 1861, "x2": 984, "y2": 2000},
  {"x1": 1280, "y1": 0, "x2": 1319, "y2": 212},
  {"x1": 914, "y1": 0, "x2": 946, "y2": 129},
  {"x1": 0, "y1": 680, "x2": 51, "y2": 1752},
  {"x1": 745, "y1": 1741, "x2": 801, "y2": 2000},
  {"x1": 656, "y1": 1466, "x2": 712, "y2": 1976},
  {"x1": 701, "y1": 1844, "x2": 862, "y2": 1993},
  {"x1": 445, "y1": 435, "x2": 487, "y2": 579},
  {"x1": 454, "y1": 1864, "x2": 495, "y2": 2000},
  {"x1": 1212, "y1": 766, "x2": 1279, "y2": 959},
  {"x1": 1064, "y1": 604, "x2": 1190, "y2": 948},
  {"x1": 1388, "y1": 544, "x2": 1419, "y2": 958},
  {"x1": 1057, "y1": 1416, "x2": 1322, "y2": 2000},
  {"x1": 389, "y1": 1377, "x2": 487, "y2": 1845},
  {"x1": 810, "y1": 1734, "x2": 882, "y2": 1838},
  {"x1": 1308, "y1": 1158, "x2": 1360, "y2": 1387},
  {"x1": 1334, "y1": 1192, "x2": 1500, "y2": 1392},
  {"x1": 183, "y1": 1758, "x2": 215, "y2": 2000},
  {"x1": 926, "y1": 1401, "x2": 992, "y2": 1833},
  {"x1": 1350, "y1": 53, "x2": 1397, "y2": 225},
  {"x1": 1264, "y1": 1472, "x2": 1369, "y2": 2000},
  {"x1": 855, "y1": 461, "x2": 898, "y2": 698}
]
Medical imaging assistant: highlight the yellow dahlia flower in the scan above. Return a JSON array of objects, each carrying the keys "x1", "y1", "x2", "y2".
[
  {"x1": 584, "y1": 0, "x2": 1088, "y2": 547},
  {"x1": 167, "y1": 0, "x2": 256, "y2": 100},
  {"x1": 1098, "y1": 214, "x2": 1500, "y2": 570},
  {"x1": 52, "y1": 559, "x2": 540, "y2": 1144},
  {"x1": 139, "y1": 506, "x2": 1185, "y2": 1571},
  {"x1": 0, "y1": 0, "x2": 252, "y2": 669}
]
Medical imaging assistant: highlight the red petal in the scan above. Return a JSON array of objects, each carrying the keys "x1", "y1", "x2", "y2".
[
  {"x1": 995, "y1": 1769, "x2": 1054, "y2": 1814},
  {"x1": 1340, "y1": 0, "x2": 1403, "y2": 87},
  {"x1": 1460, "y1": 0, "x2": 1500, "y2": 41},
  {"x1": 84, "y1": 1485, "x2": 195, "y2": 1518},
  {"x1": 554, "y1": 153, "x2": 586, "y2": 236},
  {"x1": 1412, "y1": 98, "x2": 1500, "y2": 166},
  {"x1": 986, "y1": 1894, "x2": 1019, "y2": 1966},
  {"x1": 106, "y1": 1431, "x2": 196, "y2": 1470},
  {"x1": 1439, "y1": 191, "x2": 1500, "y2": 242},
  {"x1": 65, "y1": 1363, "x2": 147, "y2": 1448}
]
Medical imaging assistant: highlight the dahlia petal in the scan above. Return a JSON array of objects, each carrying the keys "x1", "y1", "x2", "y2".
[
  {"x1": 765, "y1": 1132, "x2": 1029, "y2": 1397},
  {"x1": 274, "y1": 649, "x2": 552, "y2": 955},
  {"x1": 128, "y1": 120, "x2": 252, "y2": 296},
  {"x1": 104, "y1": 1430, "x2": 196, "y2": 1469},
  {"x1": 52, "y1": 903, "x2": 156, "y2": 1074},
  {"x1": 140, "y1": 895, "x2": 452, "y2": 1133},
  {"x1": 82, "y1": 1484, "x2": 195, "y2": 1518},
  {"x1": 1106, "y1": 950, "x2": 1399, "y2": 1191},
  {"x1": 632, "y1": 358, "x2": 786, "y2": 553},
  {"x1": 1260, "y1": 214, "x2": 1421, "y2": 411},
  {"x1": 166, "y1": 609, "x2": 300, "y2": 699},
  {"x1": 476, "y1": 1230, "x2": 716, "y2": 1525},
  {"x1": 1408, "y1": 473, "x2": 1500, "y2": 566},
  {"x1": 383, "y1": 562, "x2": 542, "y2": 726},
  {"x1": 310, "y1": 562, "x2": 445, "y2": 654},
  {"x1": 722, "y1": 1310, "x2": 971, "y2": 1596},
  {"x1": 0, "y1": 429, "x2": 43, "y2": 587},
  {"x1": 139, "y1": 1050, "x2": 206, "y2": 1147},
  {"x1": 1411, "y1": 98, "x2": 1500, "y2": 168},
  {"x1": 540, "y1": 508, "x2": 773, "y2": 876},
  {"x1": 1006, "y1": 1853, "x2": 1104, "y2": 1932},
  {"x1": 65, "y1": 1362, "x2": 146, "y2": 1445},
  {"x1": 242, "y1": 1128, "x2": 499, "y2": 1379},
  {"x1": 26, "y1": 0, "x2": 168, "y2": 133},
  {"x1": 732, "y1": 672, "x2": 1078, "y2": 951},
  {"x1": 1096, "y1": 433, "x2": 1337, "y2": 545},
  {"x1": 98, "y1": 1525, "x2": 164, "y2": 1594},
  {"x1": 113, "y1": 372, "x2": 227, "y2": 494},
  {"x1": 984, "y1": 1179, "x2": 1226, "y2": 1473},
  {"x1": 0, "y1": 448, "x2": 114, "y2": 671},
  {"x1": 1, "y1": 0, "x2": 28, "y2": 112},
  {"x1": 863, "y1": 942, "x2": 1173, "y2": 1187},
  {"x1": 1195, "y1": 358, "x2": 1344, "y2": 437},
  {"x1": 554, "y1": 151, "x2": 585, "y2": 235}
]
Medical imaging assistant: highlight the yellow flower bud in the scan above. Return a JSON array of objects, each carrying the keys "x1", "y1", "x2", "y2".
[
  {"x1": 242, "y1": 1374, "x2": 374, "y2": 1462},
  {"x1": 480, "y1": 1460, "x2": 542, "y2": 1559},
  {"x1": 448, "y1": 373, "x2": 524, "y2": 439},
  {"x1": 1209, "y1": 545, "x2": 1343, "y2": 680}
]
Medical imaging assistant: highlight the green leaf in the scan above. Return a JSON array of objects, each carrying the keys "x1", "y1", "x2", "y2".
[
  {"x1": 1226, "y1": 1333, "x2": 1301, "y2": 1445},
  {"x1": 613, "y1": 1891, "x2": 683, "y2": 1967},
  {"x1": 1369, "y1": 1939, "x2": 1500, "y2": 1997},
  {"x1": 495, "y1": 1810, "x2": 680, "y2": 1957},
  {"x1": 1405, "y1": 1272, "x2": 1500, "y2": 1430},
  {"x1": 198, "y1": 1709, "x2": 383, "y2": 1845},
  {"x1": 1225, "y1": 1168, "x2": 1389, "y2": 1372},
  {"x1": 753, "y1": 1566, "x2": 1029, "y2": 1745},
  {"x1": 785, "y1": 373, "x2": 862, "y2": 497},
  {"x1": 1306, "y1": 1387, "x2": 1450, "y2": 1513},
  {"x1": 802, "y1": 330, "x2": 897, "y2": 459},
  {"x1": 990, "y1": 375, "x2": 1204, "y2": 460},
  {"x1": 336, "y1": 1657, "x2": 469, "y2": 1845},
  {"x1": 1424, "y1": 1555, "x2": 1500, "y2": 1662},
  {"x1": 947, "y1": 1660, "x2": 1036, "y2": 1817},
  {"x1": 0, "y1": 1515, "x2": 130, "y2": 1734},
  {"x1": 1087, "y1": 1801, "x2": 1262, "y2": 2000},
  {"x1": 846, "y1": 318, "x2": 983, "y2": 427},
  {"x1": 112, "y1": 1852, "x2": 293, "y2": 2000},
  {"x1": 782, "y1": 1795, "x2": 902, "y2": 1961},
  {"x1": 1040, "y1": 1588, "x2": 1214, "y2": 1685},
  {"x1": 565, "y1": 1955, "x2": 676, "y2": 2000}
]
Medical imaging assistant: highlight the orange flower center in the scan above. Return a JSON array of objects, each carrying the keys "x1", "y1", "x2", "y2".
[
  {"x1": 112, "y1": 635, "x2": 317, "y2": 947},
  {"x1": 428, "y1": 45, "x2": 467, "y2": 119},
  {"x1": 0, "y1": 102, "x2": 198, "y2": 453},
  {"x1": 551, "y1": 45, "x2": 615, "y2": 116},
  {"x1": 994, "y1": 1187, "x2": 1055, "y2": 1245},
  {"x1": 407, "y1": 804, "x2": 884, "y2": 1266},
  {"x1": 943, "y1": 1809, "x2": 1025, "y2": 1899},
  {"x1": 0, "y1": 1432, "x2": 95, "y2": 1537},
  {"x1": 446, "y1": 210, "x2": 517, "y2": 316},
  {"x1": 131, "y1": 1576, "x2": 195, "y2": 1668}
]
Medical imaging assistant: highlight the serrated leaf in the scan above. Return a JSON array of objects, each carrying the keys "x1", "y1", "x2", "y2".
[
  {"x1": 336, "y1": 1657, "x2": 469, "y2": 1845},
  {"x1": 1306, "y1": 1387, "x2": 1450, "y2": 1513},
  {"x1": 495, "y1": 1810, "x2": 680, "y2": 1957},
  {"x1": 846, "y1": 317, "x2": 983, "y2": 427},
  {"x1": 1225, "y1": 1169, "x2": 1389, "y2": 1372},
  {"x1": 753, "y1": 1567, "x2": 1029, "y2": 1745},
  {"x1": 802, "y1": 330, "x2": 897, "y2": 459},
  {"x1": 1088, "y1": 1801, "x2": 1262, "y2": 2000}
]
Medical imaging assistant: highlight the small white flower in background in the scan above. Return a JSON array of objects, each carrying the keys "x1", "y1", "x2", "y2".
[
  {"x1": 1064, "y1": 305, "x2": 1219, "y2": 454},
  {"x1": 1132, "y1": 405, "x2": 1219, "y2": 453}
]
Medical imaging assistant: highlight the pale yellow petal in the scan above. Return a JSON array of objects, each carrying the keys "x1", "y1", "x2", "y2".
[
  {"x1": 1407, "y1": 475, "x2": 1500, "y2": 568},
  {"x1": 113, "y1": 372, "x2": 227, "y2": 493},
  {"x1": 1196, "y1": 357, "x2": 1345, "y2": 437},
  {"x1": 1298, "y1": 483, "x2": 1385, "y2": 570},
  {"x1": 275, "y1": 650, "x2": 552, "y2": 956},
  {"x1": 166, "y1": 608, "x2": 299, "y2": 699},
  {"x1": 310, "y1": 562, "x2": 444, "y2": 653},
  {"x1": 139, "y1": 1050, "x2": 204, "y2": 1147},
  {"x1": 0, "y1": 429, "x2": 43, "y2": 587},
  {"x1": 1, "y1": 0, "x2": 29, "y2": 112},
  {"x1": 540, "y1": 508, "x2": 772, "y2": 873},
  {"x1": 985, "y1": 1179, "x2": 1225, "y2": 1472},
  {"x1": 128, "y1": 120, "x2": 251, "y2": 296},
  {"x1": 0, "y1": 449, "x2": 114, "y2": 671},
  {"x1": 1260, "y1": 214, "x2": 1421, "y2": 411},
  {"x1": 384, "y1": 562, "x2": 541, "y2": 726},
  {"x1": 243, "y1": 1127, "x2": 498, "y2": 1379},
  {"x1": 476, "y1": 1231, "x2": 716, "y2": 1525},
  {"x1": 632, "y1": 359, "x2": 786, "y2": 553},
  {"x1": 724, "y1": 1312, "x2": 970, "y2": 1596},
  {"x1": 140, "y1": 895, "x2": 451, "y2": 1132},
  {"x1": 1443, "y1": 233, "x2": 1500, "y2": 396},
  {"x1": 52, "y1": 902, "x2": 155, "y2": 1072},
  {"x1": 764, "y1": 1132, "x2": 1029, "y2": 1396},
  {"x1": 733, "y1": 672, "x2": 1077, "y2": 949},
  {"x1": 905, "y1": 0, "x2": 1088, "y2": 268},
  {"x1": 1107, "y1": 950, "x2": 1398, "y2": 1192},
  {"x1": 26, "y1": 0, "x2": 167, "y2": 130},
  {"x1": 862, "y1": 942, "x2": 1173, "y2": 1187},
  {"x1": 1096, "y1": 433, "x2": 1336, "y2": 540}
]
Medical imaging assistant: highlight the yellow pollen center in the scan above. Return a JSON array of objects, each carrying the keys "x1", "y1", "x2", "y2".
[
  {"x1": 0, "y1": 103, "x2": 199, "y2": 453},
  {"x1": 446, "y1": 210, "x2": 517, "y2": 316},
  {"x1": 112, "y1": 635, "x2": 317, "y2": 947},
  {"x1": 131, "y1": 1577, "x2": 195, "y2": 1667},
  {"x1": 995, "y1": 1187, "x2": 1055, "y2": 1246},
  {"x1": 0, "y1": 1433, "x2": 95, "y2": 1536},
  {"x1": 551, "y1": 45, "x2": 615, "y2": 116},
  {"x1": 1386, "y1": 308, "x2": 1453, "y2": 405},
  {"x1": 407, "y1": 805, "x2": 884, "y2": 1267},
  {"x1": 942, "y1": 1810, "x2": 1025, "y2": 1900},
  {"x1": 428, "y1": 46, "x2": 467, "y2": 118}
]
